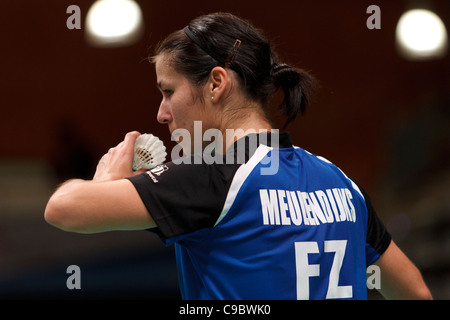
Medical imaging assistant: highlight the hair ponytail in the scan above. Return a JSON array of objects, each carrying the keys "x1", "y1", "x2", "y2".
[{"x1": 271, "y1": 63, "x2": 316, "y2": 128}]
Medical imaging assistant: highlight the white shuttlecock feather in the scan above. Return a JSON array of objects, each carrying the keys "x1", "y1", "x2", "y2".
[{"x1": 133, "y1": 134, "x2": 167, "y2": 171}]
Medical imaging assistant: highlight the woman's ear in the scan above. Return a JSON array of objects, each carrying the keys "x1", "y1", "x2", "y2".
[{"x1": 208, "y1": 67, "x2": 229, "y2": 103}]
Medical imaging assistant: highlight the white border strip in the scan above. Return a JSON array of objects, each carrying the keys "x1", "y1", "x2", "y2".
[{"x1": 214, "y1": 145, "x2": 272, "y2": 226}]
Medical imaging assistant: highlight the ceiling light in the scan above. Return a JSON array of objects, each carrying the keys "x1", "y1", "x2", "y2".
[
  {"x1": 85, "y1": 0, "x2": 144, "y2": 48},
  {"x1": 396, "y1": 9, "x2": 448, "y2": 60}
]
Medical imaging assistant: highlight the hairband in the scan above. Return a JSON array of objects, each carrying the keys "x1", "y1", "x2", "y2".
[{"x1": 183, "y1": 25, "x2": 242, "y2": 68}]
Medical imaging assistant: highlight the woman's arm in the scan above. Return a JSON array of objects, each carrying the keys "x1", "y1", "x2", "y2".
[
  {"x1": 44, "y1": 131, "x2": 155, "y2": 233},
  {"x1": 375, "y1": 240, "x2": 433, "y2": 300},
  {"x1": 44, "y1": 178, "x2": 155, "y2": 233}
]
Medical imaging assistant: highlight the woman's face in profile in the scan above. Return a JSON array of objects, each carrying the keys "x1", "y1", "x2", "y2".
[{"x1": 155, "y1": 54, "x2": 217, "y2": 136}]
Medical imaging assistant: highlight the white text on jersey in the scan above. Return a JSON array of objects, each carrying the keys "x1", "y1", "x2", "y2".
[{"x1": 259, "y1": 188, "x2": 357, "y2": 226}]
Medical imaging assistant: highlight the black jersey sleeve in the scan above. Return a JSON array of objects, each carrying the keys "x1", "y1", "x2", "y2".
[
  {"x1": 126, "y1": 158, "x2": 239, "y2": 241},
  {"x1": 355, "y1": 182, "x2": 392, "y2": 263}
]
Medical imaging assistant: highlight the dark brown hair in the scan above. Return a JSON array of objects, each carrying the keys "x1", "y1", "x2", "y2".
[{"x1": 151, "y1": 12, "x2": 315, "y2": 128}]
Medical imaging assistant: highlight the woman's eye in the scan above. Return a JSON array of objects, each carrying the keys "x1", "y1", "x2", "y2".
[{"x1": 163, "y1": 89, "x2": 173, "y2": 97}]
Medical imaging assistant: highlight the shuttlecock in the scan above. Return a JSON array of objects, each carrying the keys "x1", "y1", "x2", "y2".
[{"x1": 133, "y1": 134, "x2": 167, "y2": 171}]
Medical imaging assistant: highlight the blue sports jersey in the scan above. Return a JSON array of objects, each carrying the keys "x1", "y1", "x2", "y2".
[{"x1": 128, "y1": 132, "x2": 391, "y2": 300}]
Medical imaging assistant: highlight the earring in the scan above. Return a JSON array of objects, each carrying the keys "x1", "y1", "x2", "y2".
[{"x1": 211, "y1": 96, "x2": 214, "y2": 101}]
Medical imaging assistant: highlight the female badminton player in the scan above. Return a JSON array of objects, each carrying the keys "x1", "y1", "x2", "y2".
[{"x1": 45, "y1": 12, "x2": 432, "y2": 300}]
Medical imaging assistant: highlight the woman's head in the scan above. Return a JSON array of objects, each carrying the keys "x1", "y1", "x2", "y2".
[{"x1": 151, "y1": 12, "x2": 315, "y2": 131}]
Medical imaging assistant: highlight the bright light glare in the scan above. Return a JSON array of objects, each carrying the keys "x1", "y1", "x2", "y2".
[
  {"x1": 86, "y1": 0, "x2": 144, "y2": 47},
  {"x1": 396, "y1": 9, "x2": 448, "y2": 60}
]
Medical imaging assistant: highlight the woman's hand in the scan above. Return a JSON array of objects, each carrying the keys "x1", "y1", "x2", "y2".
[{"x1": 93, "y1": 131, "x2": 145, "y2": 182}]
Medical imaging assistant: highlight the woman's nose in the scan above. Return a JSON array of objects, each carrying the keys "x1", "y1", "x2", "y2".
[{"x1": 157, "y1": 101, "x2": 171, "y2": 124}]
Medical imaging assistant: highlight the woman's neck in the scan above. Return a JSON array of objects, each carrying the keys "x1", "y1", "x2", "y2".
[{"x1": 218, "y1": 102, "x2": 273, "y2": 152}]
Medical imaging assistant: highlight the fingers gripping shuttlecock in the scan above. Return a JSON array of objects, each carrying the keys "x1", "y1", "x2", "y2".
[{"x1": 133, "y1": 134, "x2": 167, "y2": 171}]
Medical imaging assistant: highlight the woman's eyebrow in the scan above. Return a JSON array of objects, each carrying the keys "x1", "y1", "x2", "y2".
[{"x1": 157, "y1": 81, "x2": 172, "y2": 90}]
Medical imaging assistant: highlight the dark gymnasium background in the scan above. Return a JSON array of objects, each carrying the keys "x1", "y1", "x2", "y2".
[{"x1": 0, "y1": 0, "x2": 449, "y2": 299}]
